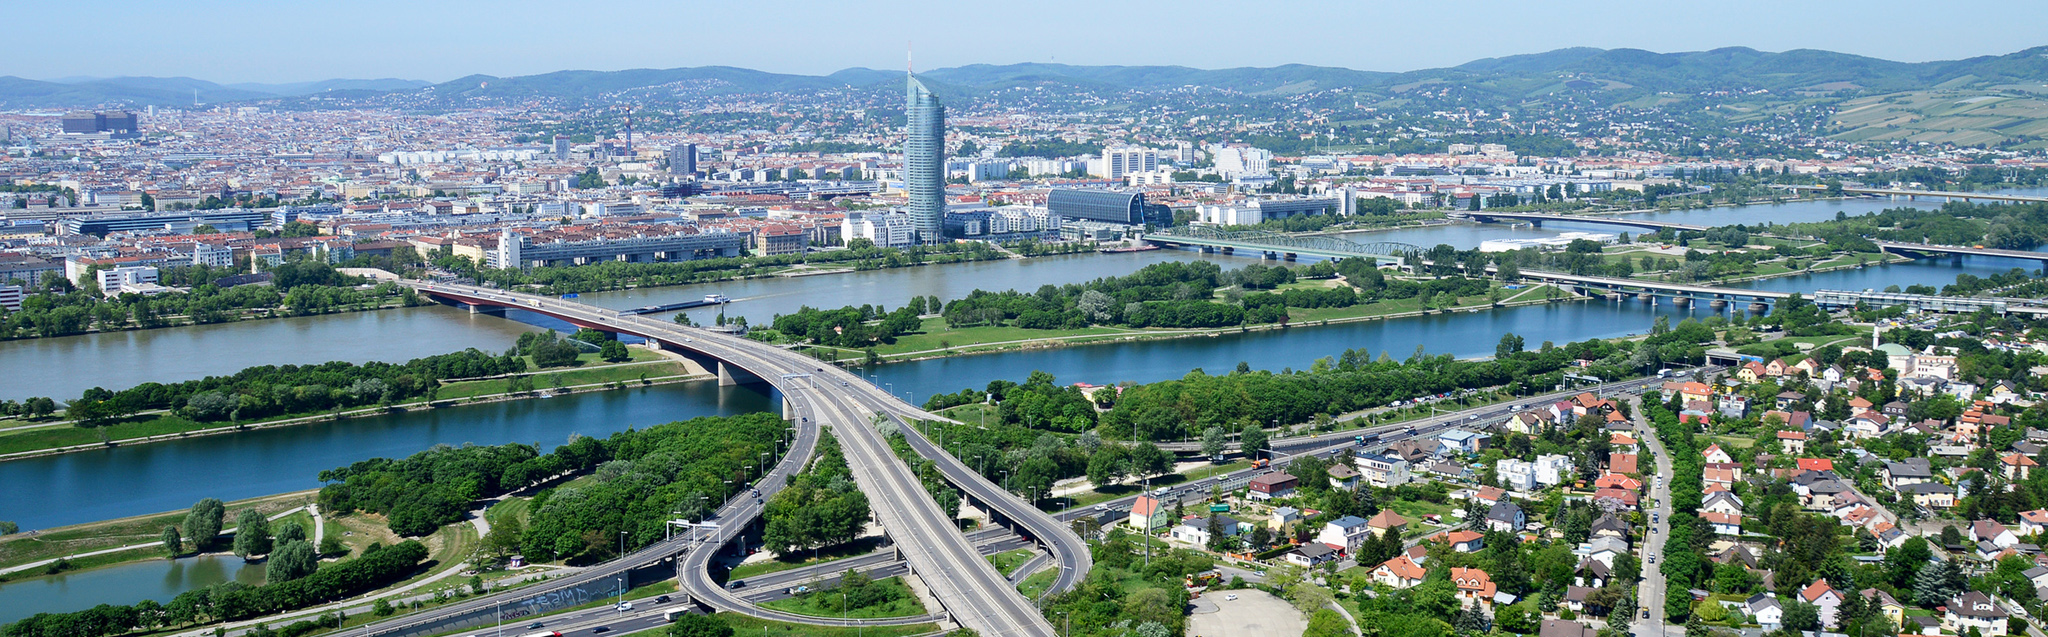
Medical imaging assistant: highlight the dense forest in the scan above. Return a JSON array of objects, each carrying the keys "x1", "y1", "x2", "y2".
[{"x1": 760, "y1": 432, "x2": 870, "y2": 555}]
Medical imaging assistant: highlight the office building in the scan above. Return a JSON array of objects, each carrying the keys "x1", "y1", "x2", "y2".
[
  {"x1": 904, "y1": 75, "x2": 946, "y2": 243},
  {"x1": 843, "y1": 211, "x2": 916, "y2": 249},
  {"x1": 1211, "y1": 145, "x2": 1273, "y2": 177},
  {"x1": 191, "y1": 242, "x2": 234, "y2": 268},
  {"x1": 668, "y1": 143, "x2": 697, "y2": 176},
  {"x1": 60, "y1": 111, "x2": 139, "y2": 135},
  {"x1": 943, "y1": 207, "x2": 1061, "y2": 239},
  {"x1": 1096, "y1": 147, "x2": 1158, "y2": 180},
  {"x1": 0, "y1": 255, "x2": 61, "y2": 288},
  {"x1": 489, "y1": 227, "x2": 745, "y2": 269},
  {"x1": 97, "y1": 266, "x2": 160, "y2": 297},
  {"x1": 1195, "y1": 197, "x2": 1340, "y2": 226},
  {"x1": 1046, "y1": 189, "x2": 1171, "y2": 227},
  {"x1": 0, "y1": 284, "x2": 21, "y2": 312},
  {"x1": 62, "y1": 210, "x2": 270, "y2": 236},
  {"x1": 553, "y1": 136, "x2": 570, "y2": 160}
]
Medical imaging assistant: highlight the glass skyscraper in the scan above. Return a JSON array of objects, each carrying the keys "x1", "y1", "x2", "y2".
[{"x1": 904, "y1": 74, "x2": 946, "y2": 243}]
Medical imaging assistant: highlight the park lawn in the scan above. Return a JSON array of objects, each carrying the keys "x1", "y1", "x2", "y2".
[
  {"x1": 1707, "y1": 435, "x2": 1756, "y2": 449},
  {"x1": 729, "y1": 537, "x2": 889, "y2": 581},
  {"x1": 0, "y1": 490, "x2": 315, "y2": 572},
  {"x1": 986, "y1": 548, "x2": 1036, "y2": 576},
  {"x1": 759, "y1": 576, "x2": 928, "y2": 619},
  {"x1": 485, "y1": 497, "x2": 531, "y2": 530},
  {"x1": 1388, "y1": 498, "x2": 1453, "y2": 522},
  {"x1": 723, "y1": 616, "x2": 937, "y2": 637},
  {"x1": 436, "y1": 360, "x2": 691, "y2": 400},
  {"x1": 936, "y1": 403, "x2": 998, "y2": 426},
  {"x1": 1014, "y1": 568, "x2": 1059, "y2": 600},
  {"x1": 0, "y1": 412, "x2": 216, "y2": 455}
]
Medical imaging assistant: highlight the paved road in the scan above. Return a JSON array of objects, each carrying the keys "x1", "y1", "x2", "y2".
[
  {"x1": 1633, "y1": 396, "x2": 1675, "y2": 637},
  {"x1": 421, "y1": 284, "x2": 1081, "y2": 637}
]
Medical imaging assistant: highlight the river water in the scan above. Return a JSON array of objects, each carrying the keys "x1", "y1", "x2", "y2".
[
  {"x1": 2, "y1": 192, "x2": 2044, "y2": 617},
  {"x1": 0, "y1": 556, "x2": 262, "y2": 624}
]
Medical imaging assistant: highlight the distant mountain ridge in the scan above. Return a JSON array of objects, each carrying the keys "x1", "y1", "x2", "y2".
[{"x1": 5, "y1": 45, "x2": 2047, "y2": 108}]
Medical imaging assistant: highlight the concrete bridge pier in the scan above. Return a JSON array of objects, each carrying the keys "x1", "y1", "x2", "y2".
[
  {"x1": 1200, "y1": 246, "x2": 1214, "y2": 254},
  {"x1": 1709, "y1": 299, "x2": 1728, "y2": 310},
  {"x1": 1749, "y1": 302, "x2": 1770, "y2": 314},
  {"x1": 1221, "y1": 247, "x2": 1234, "y2": 255},
  {"x1": 1262, "y1": 251, "x2": 1277, "y2": 260},
  {"x1": 717, "y1": 361, "x2": 766, "y2": 387},
  {"x1": 1672, "y1": 296, "x2": 1692, "y2": 308},
  {"x1": 1284, "y1": 252, "x2": 1298, "y2": 261}
]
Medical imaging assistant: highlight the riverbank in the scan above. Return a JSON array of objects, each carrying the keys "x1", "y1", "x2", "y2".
[
  {"x1": 0, "y1": 490, "x2": 317, "y2": 577},
  {"x1": 0, "y1": 349, "x2": 713, "y2": 461}
]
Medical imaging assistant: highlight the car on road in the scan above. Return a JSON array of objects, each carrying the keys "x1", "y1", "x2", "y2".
[
  {"x1": 617, "y1": 601, "x2": 634, "y2": 611},
  {"x1": 592, "y1": 628, "x2": 610, "y2": 634},
  {"x1": 526, "y1": 623, "x2": 547, "y2": 630},
  {"x1": 727, "y1": 580, "x2": 746, "y2": 589},
  {"x1": 1642, "y1": 610, "x2": 1651, "y2": 620},
  {"x1": 1224, "y1": 594, "x2": 1238, "y2": 601},
  {"x1": 656, "y1": 595, "x2": 671, "y2": 603}
]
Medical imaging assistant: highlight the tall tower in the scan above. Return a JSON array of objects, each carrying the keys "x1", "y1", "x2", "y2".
[{"x1": 904, "y1": 74, "x2": 946, "y2": 243}]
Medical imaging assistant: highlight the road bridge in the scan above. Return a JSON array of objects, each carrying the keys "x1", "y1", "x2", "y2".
[
  {"x1": 1456, "y1": 211, "x2": 1708, "y2": 232},
  {"x1": 1875, "y1": 240, "x2": 2048, "y2": 265},
  {"x1": 410, "y1": 283, "x2": 1081, "y2": 637},
  {"x1": 1142, "y1": 226, "x2": 1417, "y2": 264},
  {"x1": 1512, "y1": 270, "x2": 1788, "y2": 310},
  {"x1": 1785, "y1": 185, "x2": 2048, "y2": 204}
]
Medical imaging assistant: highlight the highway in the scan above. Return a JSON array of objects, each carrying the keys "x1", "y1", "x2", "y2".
[
  {"x1": 1875, "y1": 240, "x2": 2048, "y2": 263},
  {"x1": 415, "y1": 283, "x2": 1080, "y2": 637}
]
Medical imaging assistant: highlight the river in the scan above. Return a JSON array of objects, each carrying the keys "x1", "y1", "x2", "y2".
[
  {"x1": 1, "y1": 192, "x2": 2042, "y2": 617},
  {"x1": 0, "y1": 556, "x2": 263, "y2": 624}
]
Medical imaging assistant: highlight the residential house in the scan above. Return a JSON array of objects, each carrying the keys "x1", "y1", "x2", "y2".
[
  {"x1": 1705, "y1": 466, "x2": 1737, "y2": 488},
  {"x1": 1474, "y1": 486, "x2": 1508, "y2": 507},
  {"x1": 1317, "y1": 515, "x2": 1375, "y2": 554},
  {"x1": 1533, "y1": 454, "x2": 1574, "y2": 486},
  {"x1": 1942, "y1": 591, "x2": 2008, "y2": 636},
  {"x1": 2003, "y1": 453, "x2": 2039, "y2": 482},
  {"x1": 1437, "y1": 430, "x2": 1490, "y2": 455},
  {"x1": 1974, "y1": 519, "x2": 2020, "y2": 549},
  {"x1": 1386, "y1": 440, "x2": 1434, "y2": 464},
  {"x1": 1585, "y1": 536, "x2": 1630, "y2": 568},
  {"x1": 1542, "y1": 619, "x2": 1598, "y2": 637},
  {"x1": 1719, "y1": 395, "x2": 1751, "y2": 419},
  {"x1": 1431, "y1": 529, "x2": 1486, "y2": 553},
  {"x1": 1170, "y1": 514, "x2": 1240, "y2": 546},
  {"x1": 1497, "y1": 458, "x2": 1539, "y2": 492},
  {"x1": 1327, "y1": 464, "x2": 1360, "y2": 491},
  {"x1": 1574, "y1": 559, "x2": 1610, "y2": 588},
  {"x1": 1862, "y1": 589, "x2": 1906, "y2": 629},
  {"x1": 1487, "y1": 502, "x2": 1527, "y2": 533},
  {"x1": 1901, "y1": 482, "x2": 1955, "y2": 509},
  {"x1": 1776, "y1": 391, "x2": 1807, "y2": 410},
  {"x1": 1703, "y1": 444, "x2": 1734, "y2": 464},
  {"x1": 1358, "y1": 452, "x2": 1414, "y2": 488},
  {"x1": 1883, "y1": 458, "x2": 1934, "y2": 489},
  {"x1": 1248, "y1": 473, "x2": 1298, "y2": 501},
  {"x1": 1703, "y1": 491, "x2": 1745, "y2": 517},
  {"x1": 2018, "y1": 509, "x2": 2048, "y2": 537},
  {"x1": 1800, "y1": 580, "x2": 1843, "y2": 628},
  {"x1": 1129, "y1": 495, "x2": 1171, "y2": 532},
  {"x1": 1504, "y1": 410, "x2": 1557, "y2": 435},
  {"x1": 1285, "y1": 543, "x2": 1338, "y2": 567},
  {"x1": 1748, "y1": 594, "x2": 1784, "y2": 630},
  {"x1": 1846, "y1": 412, "x2": 1891, "y2": 439},
  {"x1": 1371, "y1": 554, "x2": 1427, "y2": 589},
  {"x1": 1661, "y1": 381, "x2": 1712, "y2": 404},
  {"x1": 1703, "y1": 511, "x2": 1743, "y2": 535},
  {"x1": 1590, "y1": 514, "x2": 1631, "y2": 542},
  {"x1": 1367, "y1": 510, "x2": 1409, "y2": 539},
  {"x1": 1563, "y1": 587, "x2": 1598, "y2": 615},
  {"x1": 1610, "y1": 453, "x2": 1639, "y2": 475},
  {"x1": 1270, "y1": 506, "x2": 1300, "y2": 531},
  {"x1": 1451, "y1": 568, "x2": 1498, "y2": 611},
  {"x1": 1777, "y1": 430, "x2": 1808, "y2": 454}
]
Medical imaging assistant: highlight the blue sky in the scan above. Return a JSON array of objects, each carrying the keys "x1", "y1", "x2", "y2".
[{"x1": 8, "y1": 0, "x2": 2046, "y2": 83}]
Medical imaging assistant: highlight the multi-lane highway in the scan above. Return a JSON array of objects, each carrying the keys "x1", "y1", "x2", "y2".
[{"x1": 411, "y1": 283, "x2": 1080, "y2": 637}]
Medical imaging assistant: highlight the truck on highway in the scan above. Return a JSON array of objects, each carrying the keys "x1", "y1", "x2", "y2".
[{"x1": 663, "y1": 610, "x2": 689, "y2": 622}]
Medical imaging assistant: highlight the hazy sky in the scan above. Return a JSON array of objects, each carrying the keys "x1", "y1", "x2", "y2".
[{"x1": 8, "y1": 0, "x2": 2046, "y2": 83}]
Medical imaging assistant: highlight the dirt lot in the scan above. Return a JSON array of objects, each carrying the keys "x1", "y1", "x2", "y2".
[{"x1": 1187, "y1": 589, "x2": 1307, "y2": 637}]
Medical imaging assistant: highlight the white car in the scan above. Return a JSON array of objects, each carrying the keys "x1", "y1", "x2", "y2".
[{"x1": 1225, "y1": 594, "x2": 1238, "y2": 601}]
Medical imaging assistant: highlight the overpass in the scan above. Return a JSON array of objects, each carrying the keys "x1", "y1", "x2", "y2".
[
  {"x1": 1512, "y1": 270, "x2": 1789, "y2": 309},
  {"x1": 1142, "y1": 225, "x2": 1418, "y2": 264},
  {"x1": 381, "y1": 283, "x2": 1085, "y2": 637},
  {"x1": 1786, "y1": 185, "x2": 2048, "y2": 204},
  {"x1": 1875, "y1": 240, "x2": 2048, "y2": 265},
  {"x1": 1455, "y1": 211, "x2": 1708, "y2": 232}
]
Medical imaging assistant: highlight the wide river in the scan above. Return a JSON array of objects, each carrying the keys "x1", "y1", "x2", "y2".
[{"x1": 1, "y1": 192, "x2": 2043, "y2": 619}]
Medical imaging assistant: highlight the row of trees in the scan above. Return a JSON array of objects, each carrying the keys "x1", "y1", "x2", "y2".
[
  {"x1": 761, "y1": 433, "x2": 870, "y2": 555},
  {"x1": 0, "y1": 263, "x2": 422, "y2": 340},
  {"x1": 318, "y1": 443, "x2": 543, "y2": 536},
  {"x1": 69, "y1": 347, "x2": 527, "y2": 426},
  {"x1": 2, "y1": 541, "x2": 427, "y2": 636}
]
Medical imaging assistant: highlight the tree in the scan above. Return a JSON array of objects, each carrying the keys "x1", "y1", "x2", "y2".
[
  {"x1": 598, "y1": 340, "x2": 631, "y2": 363},
  {"x1": 275, "y1": 521, "x2": 307, "y2": 544},
  {"x1": 1086, "y1": 444, "x2": 1131, "y2": 487},
  {"x1": 1130, "y1": 442, "x2": 1171, "y2": 479},
  {"x1": 268, "y1": 539, "x2": 318, "y2": 582},
  {"x1": 1285, "y1": 582, "x2": 1336, "y2": 616},
  {"x1": 1463, "y1": 497, "x2": 1489, "y2": 531},
  {"x1": 183, "y1": 498, "x2": 225, "y2": 550},
  {"x1": 1610, "y1": 590, "x2": 1637, "y2": 621},
  {"x1": 669, "y1": 614, "x2": 735, "y2": 637},
  {"x1": 372, "y1": 597, "x2": 395, "y2": 617},
  {"x1": 1304, "y1": 608, "x2": 1351, "y2": 637},
  {"x1": 1497, "y1": 333, "x2": 1525, "y2": 359},
  {"x1": 233, "y1": 508, "x2": 272, "y2": 559},
  {"x1": 1201, "y1": 426, "x2": 1228, "y2": 459},
  {"x1": 161, "y1": 526, "x2": 183, "y2": 555},
  {"x1": 1240, "y1": 424, "x2": 1269, "y2": 460},
  {"x1": 1782, "y1": 600, "x2": 1820, "y2": 632}
]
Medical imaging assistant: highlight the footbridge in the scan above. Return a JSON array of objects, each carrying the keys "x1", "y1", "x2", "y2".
[
  {"x1": 1455, "y1": 211, "x2": 1708, "y2": 232},
  {"x1": 1142, "y1": 226, "x2": 1418, "y2": 264},
  {"x1": 393, "y1": 283, "x2": 1086, "y2": 637},
  {"x1": 1876, "y1": 240, "x2": 2048, "y2": 265}
]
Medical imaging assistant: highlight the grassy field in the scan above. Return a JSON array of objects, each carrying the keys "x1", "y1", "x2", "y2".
[
  {"x1": 729, "y1": 537, "x2": 888, "y2": 581},
  {"x1": 759, "y1": 576, "x2": 928, "y2": 619},
  {"x1": 485, "y1": 497, "x2": 531, "y2": 530},
  {"x1": 0, "y1": 490, "x2": 316, "y2": 573},
  {"x1": 437, "y1": 359, "x2": 689, "y2": 400},
  {"x1": 1387, "y1": 498, "x2": 1453, "y2": 524},
  {"x1": 1014, "y1": 568, "x2": 1059, "y2": 601},
  {"x1": 986, "y1": 548, "x2": 1036, "y2": 576},
  {"x1": 723, "y1": 616, "x2": 937, "y2": 637}
]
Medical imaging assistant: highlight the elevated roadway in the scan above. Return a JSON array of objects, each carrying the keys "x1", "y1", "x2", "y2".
[
  {"x1": 1142, "y1": 226, "x2": 1418, "y2": 264},
  {"x1": 413, "y1": 283, "x2": 1080, "y2": 637},
  {"x1": 1457, "y1": 211, "x2": 1708, "y2": 232},
  {"x1": 1785, "y1": 185, "x2": 2048, "y2": 204},
  {"x1": 1876, "y1": 240, "x2": 2048, "y2": 264}
]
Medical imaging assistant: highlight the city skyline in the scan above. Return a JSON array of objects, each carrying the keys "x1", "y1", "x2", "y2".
[{"x1": 2, "y1": 0, "x2": 2044, "y2": 83}]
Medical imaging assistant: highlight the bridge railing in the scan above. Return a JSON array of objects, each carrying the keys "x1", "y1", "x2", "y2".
[{"x1": 1147, "y1": 225, "x2": 1419, "y2": 258}]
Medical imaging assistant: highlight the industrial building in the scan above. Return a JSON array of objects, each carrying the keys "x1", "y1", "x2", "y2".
[
  {"x1": 487, "y1": 227, "x2": 746, "y2": 269},
  {"x1": 1045, "y1": 189, "x2": 1171, "y2": 227}
]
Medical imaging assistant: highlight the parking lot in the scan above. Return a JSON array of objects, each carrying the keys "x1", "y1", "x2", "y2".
[{"x1": 1187, "y1": 589, "x2": 1306, "y2": 637}]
